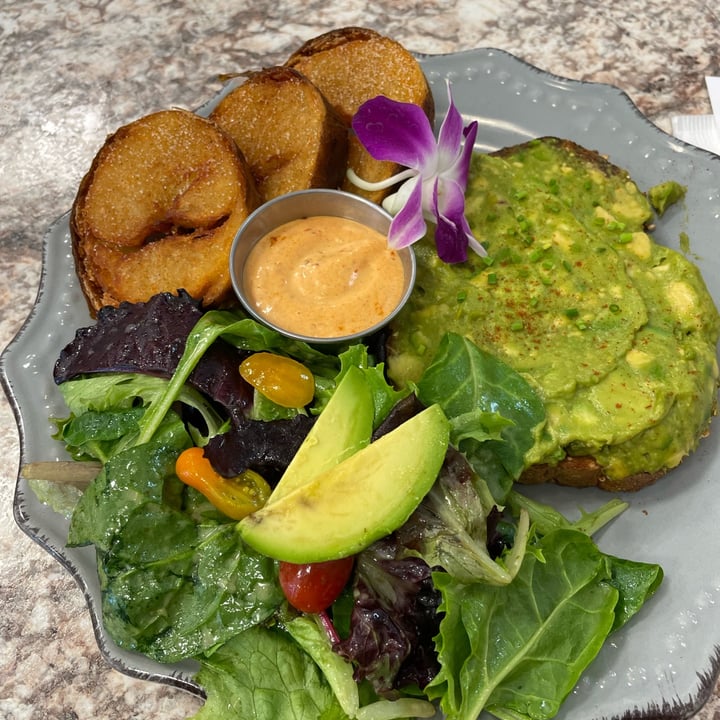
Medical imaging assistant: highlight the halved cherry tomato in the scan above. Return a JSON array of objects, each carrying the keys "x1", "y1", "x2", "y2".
[
  {"x1": 278, "y1": 557, "x2": 355, "y2": 614},
  {"x1": 175, "y1": 446, "x2": 271, "y2": 520},
  {"x1": 239, "y1": 352, "x2": 315, "y2": 408}
]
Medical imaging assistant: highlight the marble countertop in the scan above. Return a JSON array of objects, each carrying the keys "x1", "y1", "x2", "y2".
[{"x1": 1, "y1": 1, "x2": 719, "y2": 718}]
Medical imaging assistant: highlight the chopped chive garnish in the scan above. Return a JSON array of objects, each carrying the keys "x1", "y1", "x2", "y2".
[
  {"x1": 618, "y1": 232, "x2": 634, "y2": 243},
  {"x1": 487, "y1": 272, "x2": 498, "y2": 285},
  {"x1": 609, "y1": 303, "x2": 621, "y2": 313},
  {"x1": 562, "y1": 260, "x2": 572, "y2": 272},
  {"x1": 565, "y1": 308, "x2": 580, "y2": 319},
  {"x1": 510, "y1": 320, "x2": 524, "y2": 331},
  {"x1": 529, "y1": 248, "x2": 543, "y2": 262},
  {"x1": 457, "y1": 290, "x2": 467, "y2": 303}
]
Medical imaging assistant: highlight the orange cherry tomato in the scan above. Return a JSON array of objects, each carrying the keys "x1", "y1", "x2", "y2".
[
  {"x1": 175, "y1": 446, "x2": 271, "y2": 520},
  {"x1": 278, "y1": 557, "x2": 355, "y2": 614},
  {"x1": 239, "y1": 352, "x2": 315, "y2": 408}
]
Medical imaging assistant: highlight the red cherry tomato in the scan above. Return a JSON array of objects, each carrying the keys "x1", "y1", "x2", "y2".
[{"x1": 278, "y1": 557, "x2": 355, "y2": 614}]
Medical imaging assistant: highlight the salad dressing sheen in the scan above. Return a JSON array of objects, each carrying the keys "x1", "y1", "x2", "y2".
[{"x1": 243, "y1": 215, "x2": 405, "y2": 338}]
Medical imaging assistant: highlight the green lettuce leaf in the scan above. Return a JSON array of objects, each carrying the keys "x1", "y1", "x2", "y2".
[
  {"x1": 334, "y1": 344, "x2": 409, "y2": 428},
  {"x1": 396, "y1": 450, "x2": 529, "y2": 586},
  {"x1": 507, "y1": 489, "x2": 629, "y2": 538},
  {"x1": 191, "y1": 624, "x2": 349, "y2": 720},
  {"x1": 56, "y1": 372, "x2": 228, "y2": 459}
]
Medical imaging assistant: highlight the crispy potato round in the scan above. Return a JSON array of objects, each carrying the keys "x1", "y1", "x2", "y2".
[
  {"x1": 71, "y1": 108, "x2": 259, "y2": 315},
  {"x1": 210, "y1": 66, "x2": 348, "y2": 203},
  {"x1": 285, "y1": 27, "x2": 434, "y2": 203}
]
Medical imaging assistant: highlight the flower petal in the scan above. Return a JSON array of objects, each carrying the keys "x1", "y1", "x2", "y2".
[
  {"x1": 436, "y1": 82, "x2": 465, "y2": 170},
  {"x1": 387, "y1": 175, "x2": 427, "y2": 249},
  {"x1": 434, "y1": 219, "x2": 469, "y2": 263},
  {"x1": 352, "y1": 96, "x2": 436, "y2": 170},
  {"x1": 432, "y1": 178, "x2": 473, "y2": 263},
  {"x1": 457, "y1": 120, "x2": 479, "y2": 187}
]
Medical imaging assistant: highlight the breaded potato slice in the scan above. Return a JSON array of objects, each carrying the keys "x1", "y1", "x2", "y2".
[
  {"x1": 285, "y1": 27, "x2": 434, "y2": 203},
  {"x1": 210, "y1": 66, "x2": 348, "y2": 202},
  {"x1": 71, "y1": 108, "x2": 259, "y2": 315}
]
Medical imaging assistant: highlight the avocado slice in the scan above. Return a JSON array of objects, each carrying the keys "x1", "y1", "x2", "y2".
[
  {"x1": 239, "y1": 403, "x2": 450, "y2": 563},
  {"x1": 270, "y1": 366, "x2": 374, "y2": 502}
]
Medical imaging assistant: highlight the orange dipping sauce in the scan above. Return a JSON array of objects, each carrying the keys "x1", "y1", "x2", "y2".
[{"x1": 243, "y1": 215, "x2": 406, "y2": 339}]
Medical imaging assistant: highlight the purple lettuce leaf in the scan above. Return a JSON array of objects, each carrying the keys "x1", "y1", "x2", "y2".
[{"x1": 53, "y1": 290, "x2": 254, "y2": 425}]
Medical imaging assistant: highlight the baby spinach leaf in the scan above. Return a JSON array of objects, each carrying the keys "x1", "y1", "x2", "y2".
[
  {"x1": 191, "y1": 624, "x2": 348, "y2": 720},
  {"x1": 415, "y1": 332, "x2": 545, "y2": 501},
  {"x1": 57, "y1": 406, "x2": 145, "y2": 463},
  {"x1": 66, "y1": 408, "x2": 282, "y2": 662},
  {"x1": 426, "y1": 529, "x2": 619, "y2": 720},
  {"x1": 67, "y1": 412, "x2": 190, "y2": 549},
  {"x1": 102, "y1": 510, "x2": 282, "y2": 662},
  {"x1": 607, "y1": 555, "x2": 664, "y2": 631}
]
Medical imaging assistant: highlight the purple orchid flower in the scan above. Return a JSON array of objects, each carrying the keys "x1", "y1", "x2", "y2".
[{"x1": 348, "y1": 81, "x2": 485, "y2": 263}]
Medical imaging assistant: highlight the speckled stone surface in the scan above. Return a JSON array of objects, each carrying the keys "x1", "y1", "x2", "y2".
[{"x1": 1, "y1": 1, "x2": 719, "y2": 718}]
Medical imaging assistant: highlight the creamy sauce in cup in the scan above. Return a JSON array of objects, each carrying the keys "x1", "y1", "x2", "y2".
[{"x1": 243, "y1": 215, "x2": 405, "y2": 339}]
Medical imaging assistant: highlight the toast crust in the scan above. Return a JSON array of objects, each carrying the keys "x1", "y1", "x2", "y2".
[{"x1": 518, "y1": 456, "x2": 667, "y2": 492}]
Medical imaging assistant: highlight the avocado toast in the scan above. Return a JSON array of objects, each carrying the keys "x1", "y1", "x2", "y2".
[{"x1": 387, "y1": 137, "x2": 720, "y2": 491}]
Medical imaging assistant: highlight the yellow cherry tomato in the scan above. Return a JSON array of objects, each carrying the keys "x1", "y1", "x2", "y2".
[
  {"x1": 175, "y1": 446, "x2": 271, "y2": 520},
  {"x1": 239, "y1": 352, "x2": 315, "y2": 408}
]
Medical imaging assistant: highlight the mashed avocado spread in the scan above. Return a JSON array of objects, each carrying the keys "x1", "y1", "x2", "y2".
[{"x1": 387, "y1": 138, "x2": 720, "y2": 484}]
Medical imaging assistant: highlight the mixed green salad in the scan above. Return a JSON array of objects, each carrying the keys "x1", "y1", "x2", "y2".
[{"x1": 41, "y1": 288, "x2": 662, "y2": 720}]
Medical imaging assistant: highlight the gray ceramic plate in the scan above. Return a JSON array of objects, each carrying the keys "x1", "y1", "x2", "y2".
[{"x1": 2, "y1": 48, "x2": 720, "y2": 719}]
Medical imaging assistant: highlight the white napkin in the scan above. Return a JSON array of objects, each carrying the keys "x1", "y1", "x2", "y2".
[{"x1": 671, "y1": 77, "x2": 720, "y2": 155}]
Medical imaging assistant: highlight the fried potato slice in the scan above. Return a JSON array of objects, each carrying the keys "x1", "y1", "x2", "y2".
[
  {"x1": 210, "y1": 66, "x2": 348, "y2": 203},
  {"x1": 285, "y1": 27, "x2": 434, "y2": 203},
  {"x1": 71, "y1": 108, "x2": 259, "y2": 315}
]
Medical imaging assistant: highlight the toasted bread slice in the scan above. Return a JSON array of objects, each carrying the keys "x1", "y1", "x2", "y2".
[
  {"x1": 285, "y1": 27, "x2": 434, "y2": 203},
  {"x1": 71, "y1": 108, "x2": 259, "y2": 315},
  {"x1": 387, "y1": 137, "x2": 720, "y2": 492},
  {"x1": 210, "y1": 66, "x2": 348, "y2": 202}
]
